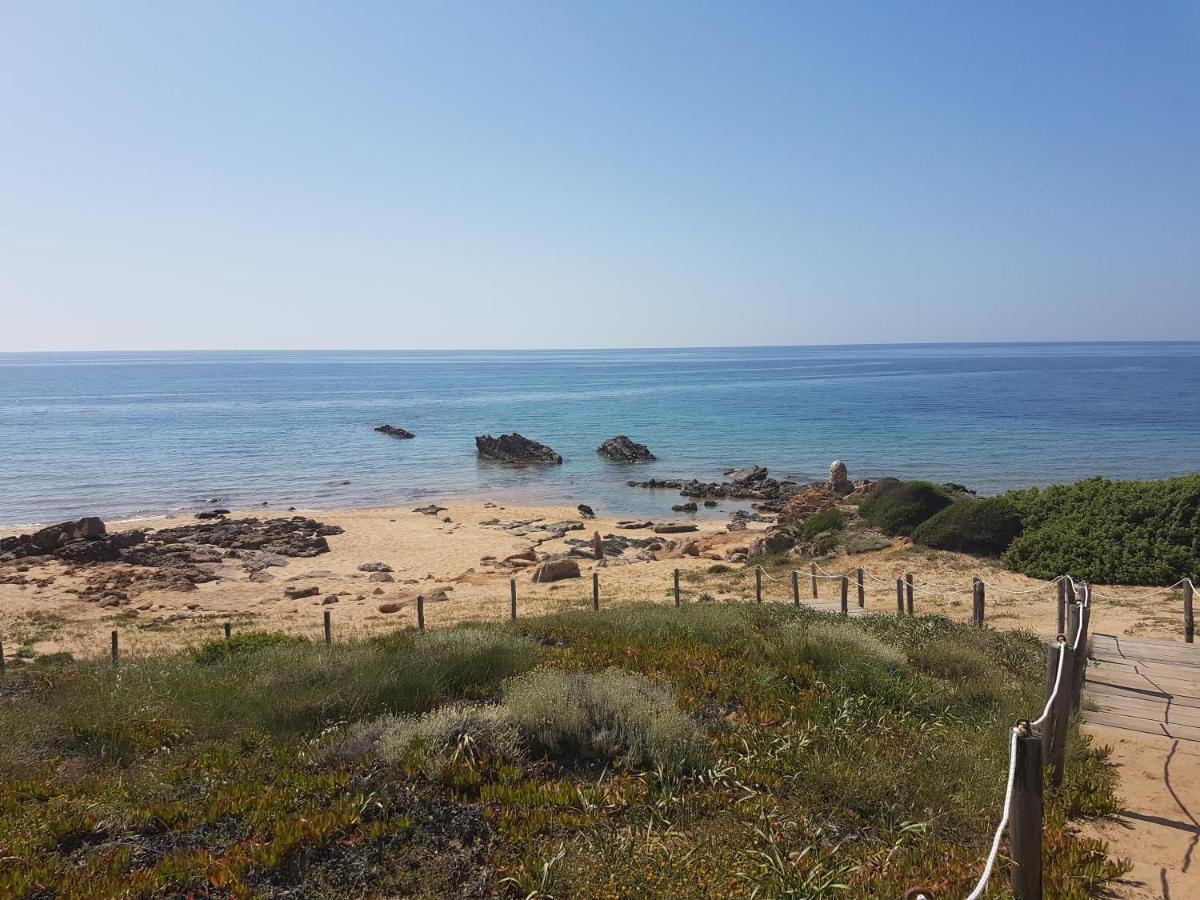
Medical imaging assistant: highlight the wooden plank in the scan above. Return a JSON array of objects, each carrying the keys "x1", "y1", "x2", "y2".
[
  {"x1": 1081, "y1": 710, "x2": 1170, "y2": 737},
  {"x1": 1086, "y1": 679, "x2": 1200, "y2": 711}
]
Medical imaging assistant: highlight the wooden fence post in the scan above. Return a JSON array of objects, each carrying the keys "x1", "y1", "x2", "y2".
[
  {"x1": 673, "y1": 569, "x2": 681, "y2": 607},
  {"x1": 323, "y1": 610, "x2": 332, "y2": 645},
  {"x1": 224, "y1": 621, "x2": 232, "y2": 640},
  {"x1": 840, "y1": 576, "x2": 848, "y2": 616},
  {"x1": 1056, "y1": 578, "x2": 1067, "y2": 636},
  {"x1": 111, "y1": 630, "x2": 119, "y2": 664},
  {"x1": 792, "y1": 570, "x2": 800, "y2": 606},
  {"x1": 904, "y1": 573, "x2": 914, "y2": 616},
  {"x1": 857, "y1": 567, "x2": 865, "y2": 608},
  {"x1": 811, "y1": 562, "x2": 818, "y2": 598},
  {"x1": 895, "y1": 578, "x2": 904, "y2": 617},
  {"x1": 1011, "y1": 724, "x2": 1044, "y2": 899},
  {"x1": 973, "y1": 577, "x2": 986, "y2": 627},
  {"x1": 510, "y1": 578, "x2": 517, "y2": 621},
  {"x1": 1041, "y1": 641, "x2": 1062, "y2": 772},
  {"x1": 755, "y1": 567, "x2": 762, "y2": 604},
  {"x1": 593, "y1": 571, "x2": 600, "y2": 611},
  {"x1": 417, "y1": 594, "x2": 426, "y2": 633},
  {"x1": 1185, "y1": 580, "x2": 1195, "y2": 644},
  {"x1": 1049, "y1": 622, "x2": 1077, "y2": 787}
]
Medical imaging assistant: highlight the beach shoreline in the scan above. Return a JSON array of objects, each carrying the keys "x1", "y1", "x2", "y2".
[{"x1": 1, "y1": 495, "x2": 1192, "y2": 662}]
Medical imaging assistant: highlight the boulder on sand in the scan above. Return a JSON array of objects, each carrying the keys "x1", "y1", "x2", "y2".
[
  {"x1": 475, "y1": 433, "x2": 562, "y2": 464},
  {"x1": 597, "y1": 435, "x2": 656, "y2": 463},
  {"x1": 375, "y1": 425, "x2": 415, "y2": 439},
  {"x1": 577, "y1": 504, "x2": 596, "y2": 519},
  {"x1": 531, "y1": 559, "x2": 581, "y2": 582},
  {"x1": 654, "y1": 523, "x2": 698, "y2": 534}
]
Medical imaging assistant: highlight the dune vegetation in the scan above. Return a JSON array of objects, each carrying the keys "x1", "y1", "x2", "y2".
[{"x1": 0, "y1": 604, "x2": 1127, "y2": 898}]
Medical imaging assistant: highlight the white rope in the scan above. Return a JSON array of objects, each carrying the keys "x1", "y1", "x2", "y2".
[
  {"x1": 965, "y1": 727, "x2": 1020, "y2": 900},
  {"x1": 1031, "y1": 639, "x2": 1067, "y2": 728}
]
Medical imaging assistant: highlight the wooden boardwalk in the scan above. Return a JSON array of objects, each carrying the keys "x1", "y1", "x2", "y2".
[
  {"x1": 1082, "y1": 634, "x2": 1200, "y2": 899},
  {"x1": 1084, "y1": 634, "x2": 1200, "y2": 743}
]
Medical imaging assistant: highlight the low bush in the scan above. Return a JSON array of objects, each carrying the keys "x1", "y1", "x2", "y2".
[
  {"x1": 503, "y1": 668, "x2": 704, "y2": 775},
  {"x1": 798, "y1": 507, "x2": 843, "y2": 540},
  {"x1": 859, "y1": 480, "x2": 954, "y2": 536},
  {"x1": 908, "y1": 639, "x2": 989, "y2": 680},
  {"x1": 194, "y1": 630, "x2": 306, "y2": 664},
  {"x1": 375, "y1": 704, "x2": 524, "y2": 774},
  {"x1": 1001, "y1": 475, "x2": 1200, "y2": 584},
  {"x1": 912, "y1": 496, "x2": 1023, "y2": 556}
]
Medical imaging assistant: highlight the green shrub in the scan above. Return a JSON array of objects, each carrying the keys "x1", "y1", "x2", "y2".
[
  {"x1": 908, "y1": 640, "x2": 988, "y2": 680},
  {"x1": 912, "y1": 497, "x2": 1023, "y2": 556},
  {"x1": 799, "y1": 507, "x2": 844, "y2": 540},
  {"x1": 503, "y1": 669, "x2": 704, "y2": 774},
  {"x1": 194, "y1": 630, "x2": 307, "y2": 665},
  {"x1": 859, "y1": 480, "x2": 954, "y2": 536},
  {"x1": 1001, "y1": 475, "x2": 1200, "y2": 584}
]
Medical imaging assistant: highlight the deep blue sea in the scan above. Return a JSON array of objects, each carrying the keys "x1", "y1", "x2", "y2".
[{"x1": 1, "y1": 343, "x2": 1198, "y2": 527}]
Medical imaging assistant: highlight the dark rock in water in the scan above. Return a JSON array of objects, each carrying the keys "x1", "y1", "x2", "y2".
[
  {"x1": 942, "y1": 482, "x2": 976, "y2": 496},
  {"x1": 475, "y1": 433, "x2": 562, "y2": 464},
  {"x1": 597, "y1": 435, "x2": 656, "y2": 463},
  {"x1": 375, "y1": 425, "x2": 415, "y2": 439},
  {"x1": 672, "y1": 502, "x2": 699, "y2": 513},
  {"x1": 531, "y1": 559, "x2": 580, "y2": 582},
  {"x1": 724, "y1": 466, "x2": 769, "y2": 486},
  {"x1": 703, "y1": 499, "x2": 718, "y2": 508},
  {"x1": 195, "y1": 509, "x2": 230, "y2": 520},
  {"x1": 577, "y1": 504, "x2": 596, "y2": 519}
]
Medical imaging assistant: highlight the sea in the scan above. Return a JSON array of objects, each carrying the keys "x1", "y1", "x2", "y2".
[{"x1": 1, "y1": 343, "x2": 1198, "y2": 528}]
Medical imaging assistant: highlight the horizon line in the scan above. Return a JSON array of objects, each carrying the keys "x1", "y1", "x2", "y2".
[{"x1": 3, "y1": 339, "x2": 1200, "y2": 355}]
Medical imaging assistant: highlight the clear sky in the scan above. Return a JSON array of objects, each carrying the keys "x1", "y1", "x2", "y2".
[{"x1": 1, "y1": 2, "x2": 1197, "y2": 351}]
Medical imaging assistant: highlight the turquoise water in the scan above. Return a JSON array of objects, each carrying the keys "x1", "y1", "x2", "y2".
[{"x1": 1, "y1": 343, "x2": 1198, "y2": 526}]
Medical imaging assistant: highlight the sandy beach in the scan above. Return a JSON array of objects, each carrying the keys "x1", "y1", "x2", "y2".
[{"x1": 1, "y1": 499, "x2": 1192, "y2": 662}]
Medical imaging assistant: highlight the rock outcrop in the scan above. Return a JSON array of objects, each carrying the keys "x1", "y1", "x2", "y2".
[
  {"x1": 531, "y1": 559, "x2": 580, "y2": 582},
  {"x1": 475, "y1": 433, "x2": 562, "y2": 464},
  {"x1": 1, "y1": 517, "x2": 143, "y2": 565},
  {"x1": 829, "y1": 460, "x2": 851, "y2": 495},
  {"x1": 375, "y1": 425, "x2": 415, "y2": 439},
  {"x1": 597, "y1": 435, "x2": 656, "y2": 463}
]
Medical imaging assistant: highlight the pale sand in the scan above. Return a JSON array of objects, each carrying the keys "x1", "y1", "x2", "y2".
[
  {"x1": 1076, "y1": 728, "x2": 1200, "y2": 899},
  {"x1": 1, "y1": 501, "x2": 1192, "y2": 659}
]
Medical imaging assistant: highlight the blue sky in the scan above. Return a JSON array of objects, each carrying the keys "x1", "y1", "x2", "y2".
[{"x1": 1, "y1": 1, "x2": 1197, "y2": 350}]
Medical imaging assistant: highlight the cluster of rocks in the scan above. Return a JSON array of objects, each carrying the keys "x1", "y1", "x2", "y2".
[
  {"x1": 597, "y1": 435, "x2": 656, "y2": 463},
  {"x1": 375, "y1": 425, "x2": 415, "y2": 439},
  {"x1": 1, "y1": 517, "x2": 144, "y2": 565},
  {"x1": 1, "y1": 515, "x2": 346, "y2": 606},
  {"x1": 629, "y1": 462, "x2": 875, "y2": 514},
  {"x1": 475, "y1": 433, "x2": 562, "y2": 464}
]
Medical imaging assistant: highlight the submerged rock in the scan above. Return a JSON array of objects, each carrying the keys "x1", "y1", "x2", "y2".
[
  {"x1": 475, "y1": 433, "x2": 562, "y2": 464},
  {"x1": 374, "y1": 425, "x2": 415, "y2": 439},
  {"x1": 597, "y1": 435, "x2": 656, "y2": 463}
]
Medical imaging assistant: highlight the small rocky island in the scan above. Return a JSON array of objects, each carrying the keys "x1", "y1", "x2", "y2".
[
  {"x1": 597, "y1": 435, "x2": 656, "y2": 462},
  {"x1": 475, "y1": 433, "x2": 562, "y2": 464},
  {"x1": 374, "y1": 425, "x2": 415, "y2": 439}
]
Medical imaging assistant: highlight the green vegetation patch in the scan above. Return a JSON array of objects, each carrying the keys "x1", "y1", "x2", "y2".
[
  {"x1": 0, "y1": 605, "x2": 1128, "y2": 899},
  {"x1": 859, "y1": 479, "x2": 955, "y2": 535},
  {"x1": 1002, "y1": 475, "x2": 1200, "y2": 584},
  {"x1": 798, "y1": 506, "x2": 844, "y2": 540},
  {"x1": 913, "y1": 496, "x2": 1024, "y2": 556}
]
